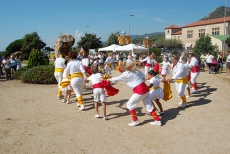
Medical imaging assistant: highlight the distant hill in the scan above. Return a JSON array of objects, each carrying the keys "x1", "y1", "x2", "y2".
[
  {"x1": 199, "y1": 6, "x2": 230, "y2": 21},
  {"x1": 130, "y1": 32, "x2": 164, "y2": 40}
]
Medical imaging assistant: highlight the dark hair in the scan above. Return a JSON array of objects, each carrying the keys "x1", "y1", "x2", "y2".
[
  {"x1": 69, "y1": 52, "x2": 78, "y2": 59},
  {"x1": 148, "y1": 70, "x2": 158, "y2": 76},
  {"x1": 91, "y1": 66, "x2": 99, "y2": 74},
  {"x1": 172, "y1": 54, "x2": 179, "y2": 61},
  {"x1": 190, "y1": 53, "x2": 195, "y2": 57}
]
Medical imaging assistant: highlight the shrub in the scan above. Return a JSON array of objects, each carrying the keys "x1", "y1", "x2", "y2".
[
  {"x1": 13, "y1": 66, "x2": 30, "y2": 79},
  {"x1": 27, "y1": 49, "x2": 47, "y2": 68},
  {"x1": 21, "y1": 65, "x2": 56, "y2": 84}
]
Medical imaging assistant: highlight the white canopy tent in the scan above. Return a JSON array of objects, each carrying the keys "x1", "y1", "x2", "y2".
[
  {"x1": 115, "y1": 44, "x2": 149, "y2": 53},
  {"x1": 98, "y1": 44, "x2": 121, "y2": 52}
]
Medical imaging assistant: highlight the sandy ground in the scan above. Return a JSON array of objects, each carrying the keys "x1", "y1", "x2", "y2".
[{"x1": 0, "y1": 68, "x2": 230, "y2": 154}]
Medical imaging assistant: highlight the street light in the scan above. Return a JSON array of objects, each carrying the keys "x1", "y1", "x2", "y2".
[
  {"x1": 129, "y1": 15, "x2": 134, "y2": 36},
  {"x1": 223, "y1": 0, "x2": 226, "y2": 57},
  {"x1": 85, "y1": 26, "x2": 89, "y2": 35}
]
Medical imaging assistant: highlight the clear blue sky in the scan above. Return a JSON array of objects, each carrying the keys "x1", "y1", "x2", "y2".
[{"x1": 0, "y1": 0, "x2": 229, "y2": 51}]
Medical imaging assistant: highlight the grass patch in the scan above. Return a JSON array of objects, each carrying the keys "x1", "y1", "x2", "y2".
[{"x1": 22, "y1": 59, "x2": 54, "y2": 66}]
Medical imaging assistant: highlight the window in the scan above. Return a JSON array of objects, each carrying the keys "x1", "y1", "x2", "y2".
[
  {"x1": 178, "y1": 36, "x2": 180, "y2": 40},
  {"x1": 174, "y1": 36, "x2": 176, "y2": 39},
  {"x1": 187, "y1": 30, "x2": 193, "y2": 38},
  {"x1": 168, "y1": 30, "x2": 169, "y2": 33},
  {"x1": 199, "y1": 29, "x2": 205, "y2": 37},
  {"x1": 212, "y1": 27, "x2": 219, "y2": 35}
]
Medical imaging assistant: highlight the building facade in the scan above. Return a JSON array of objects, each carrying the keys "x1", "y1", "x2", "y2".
[{"x1": 165, "y1": 16, "x2": 230, "y2": 53}]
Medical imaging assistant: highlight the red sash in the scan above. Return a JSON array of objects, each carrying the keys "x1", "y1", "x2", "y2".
[
  {"x1": 145, "y1": 63, "x2": 152, "y2": 67},
  {"x1": 191, "y1": 66, "x2": 200, "y2": 73},
  {"x1": 93, "y1": 83, "x2": 103, "y2": 89},
  {"x1": 133, "y1": 82, "x2": 149, "y2": 94}
]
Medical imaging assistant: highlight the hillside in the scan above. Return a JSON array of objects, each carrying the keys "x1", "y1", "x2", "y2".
[
  {"x1": 199, "y1": 6, "x2": 230, "y2": 21},
  {"x1": 130, "y1": 32, "x2": 164, "y2": 40}
]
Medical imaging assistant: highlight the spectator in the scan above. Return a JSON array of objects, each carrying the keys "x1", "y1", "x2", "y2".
[
  {"x1": 0, "y1": 54, "x2": 3, "y2": 78},
  {"x1": 15, "y1": 55, "x2": 22, "y2": 70},
  {"x1": 44, "y1": 54, "x2": 50, "y2": 64},
  {"x1": 206, "y1": 52, "x2": 214, "y2": 74},
  {"x1": 226, "y1": 51, "x2": 230, "y2": 73},
  {"x1": 3, "y1": 57, "x2": 11, "y2": 80},
  {"x1": 10, "y1": 56, "x2": 17, "y2": 75}
]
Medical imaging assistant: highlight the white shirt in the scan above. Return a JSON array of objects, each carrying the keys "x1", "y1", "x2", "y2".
[
  {"x1": 55, "y1": 57, "x2": 65, "y2": 69},
  {"x1": 184, "y1": 63, "x2": 191, "y2": 76},
  {"x1": 141, "y1": 57, "x2": 156, "y2": 65},
  {"x1": 189, "y1": 57, "x2": 199, "y2": 67},
  {"x1": 126, "y1": 59, "x2": 135, "y2": 65},
  {"x1": 149, "y1": 76, "x2": 161, "y2": 87},
  {"x1": 227, "y1": 55, "x2": 230, "y2": 62},
  {"x1": 63, "y1": 59, "x2": 85, "y2": 76},
  {"x1": 98, "y1": 54, "x2": 104, "y2": 63},
  {"x1": 82, "y1": 58, "x2": 89, "y2": 67},
  {"x1": 87, "y1": 73, "x2": 102, "y2": 85},
  {"x1": 105, "y1": 57, "x2": 114, "y2": 64},
  {"x1": 172, "y1": 62, "x2": 187, "y2": 79},
  {"x1": 92, "y1": 61, "x2": 99, "y2": 66},
  {"x1": 206, "y1": 55, "x2": 214, "y2": 63},
  {"x1": 110, "y1": 70, "x2": 145, "y2": 88},
  {"x1": 161, "y1": 61, "x2": 170, "y2": 70}
]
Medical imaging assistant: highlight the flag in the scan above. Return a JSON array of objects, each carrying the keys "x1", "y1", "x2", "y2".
[
  {"x1": 143, "y1": 39, "x2": 147, "y2": 48},
  {"x1": 125, "y1": 36, "x2": 131, "y2": 44},
  {"x1": 148, "y1": 40, "x2": 152, "y2": 48},
  {"x1": 118, "y1": 36, "x2": 124, "y2": 45}
]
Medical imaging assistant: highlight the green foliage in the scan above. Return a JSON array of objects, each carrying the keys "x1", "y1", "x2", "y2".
[
  {"x1": 13, "y1": 66, "x2": 30, "y2": 79},
  {"x1": 20, "y1": 65, "x2": 56, "y2": 84},
  {"x1": 193, "y1": 35, "x2": 218, "y2": 59},
  {"x1": 27, "y1": 49, "x2": 47, "y2": 68},
  {"x1": 77, "y1": 33, "x2": 103, "y2": 54},
  {"x1": 155, "y1": 38, "x2": 183, "y2": 50},
  {"x1": 156, "y1": 56, "x2": 163, "y2": 63},
  {"x1": 5, "y1": 39, "x2": 24, "y2": 56},
  {"x1": 105, "y1": 32, "x2": 120, "y2": 46},
  {"x1": 149, "y1": 48, "x2": 161, "y2": 56},
  {"x1": 225, "y1": 36, "x2": 230, "y2": 47},
  {"x1": 132, "y1": 34, "x2": 165, "y2": 45},
  {"x1": 21, "y1": 32, "x2": 46, "y2": 60}
]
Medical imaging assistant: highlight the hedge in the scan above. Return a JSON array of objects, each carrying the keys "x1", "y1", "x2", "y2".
[
  {"x1": 13, "y1": 66, "x2": 30, "y2": 79},
  {"x1": 20, "y1": 65, "x2": 57, "y2": 84}
]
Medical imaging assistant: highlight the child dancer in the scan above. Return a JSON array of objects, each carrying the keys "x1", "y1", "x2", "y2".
[
  {"x1": 161, "y1": 57, "x2": 170, "y2": 80},
  {"x1": 181, "y1": 57, "x2": 191, "y2": 98},
  {"x1": 87, "y1": 66, "x2": 107, "y2": 120},
  {"x1": 108, "y1": 62, "x2": 161, "y2": 126},
  {"x1": 147, "y1": 70, "x2": 164, "y2": 115},
  {"x1": 61, "y1": 76, "x2": 72, "y2": 104}
]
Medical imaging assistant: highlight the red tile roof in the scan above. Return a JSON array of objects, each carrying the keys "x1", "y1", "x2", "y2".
[
  {"x1": 182, "y1": 16, "x2": 230, "y2": 28},
  {"x1": 172, "y1": 30, "x2": 182, "y2": 35},
  {"x1": 165, "y1": 25, "x2": 181, "y2": 29}
]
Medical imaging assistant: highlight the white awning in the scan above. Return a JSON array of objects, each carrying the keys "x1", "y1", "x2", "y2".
[{"x1": 185, "y1": 43, "x2": 192, "y2": 47}]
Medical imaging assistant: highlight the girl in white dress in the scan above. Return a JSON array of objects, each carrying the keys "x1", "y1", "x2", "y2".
[
  {"x1": 148, "y1": 70, "x2": 164, "y2": 115},
  {"x1": 161, "y1": 57, "x2": 170, "y2": 80},
  {"x1": 87, "y1": 66, "x2": 107, "y2": 120},
  {"x1": 141, "y1": 53, "x2": 156, "y2": 75}
]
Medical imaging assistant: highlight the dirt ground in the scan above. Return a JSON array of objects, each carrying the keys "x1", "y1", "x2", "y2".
[{"x1": 0, "y1": 68, "x2": 230, "y2": 154}]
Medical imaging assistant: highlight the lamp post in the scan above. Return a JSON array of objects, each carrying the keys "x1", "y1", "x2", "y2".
[
  {"x1": 129, "y1": 15, "x2": 134, "y2": 36},
  {"x1": 85, "y1": 26, "x2": 89, "y2": 35},
  {"x1": 223, "y1": 0, "x2": 226, "y2": 57}
]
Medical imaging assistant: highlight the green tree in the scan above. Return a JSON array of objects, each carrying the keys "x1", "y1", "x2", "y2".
[
  {"x1": 193, "y1": 35, "x2": 218, "y2": 59},
  {"x1": 77, "y1": 33, "x2": 103, "y2": 54},
  {"x1": 21, "y1": 32, "x2": 46, "y2": 60},
  {"x1": 155, "y1": 38, "x2": 183, "y2": 50},
  {"x1": 27, "y1": 49, "x2": 47, "y2": 68},
  {"x1": 105, "y1": 32, "x2": 120, "y2": 46},
  {"x1": 5, "y1": 39, "x2": 24, "y2": 56},
  {"x1": 225, "y1": 36, "x2": 230, "y2": 47}
]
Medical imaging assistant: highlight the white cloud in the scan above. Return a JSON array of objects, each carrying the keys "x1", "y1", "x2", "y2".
[
  {"x1": 152, "y1": 17, "x2": 164, "y2": 22},
  {"x1": 75, "y1": 30, "x2": 82, "y2": 42}
]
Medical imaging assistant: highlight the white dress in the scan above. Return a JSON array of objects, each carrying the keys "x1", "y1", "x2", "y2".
[
  {"x1": 149, "y1": 76, "x2": 164, "y2": 101},
  {"x1": 161, "y1": 61, "x2": 170, "y2": 75}
]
